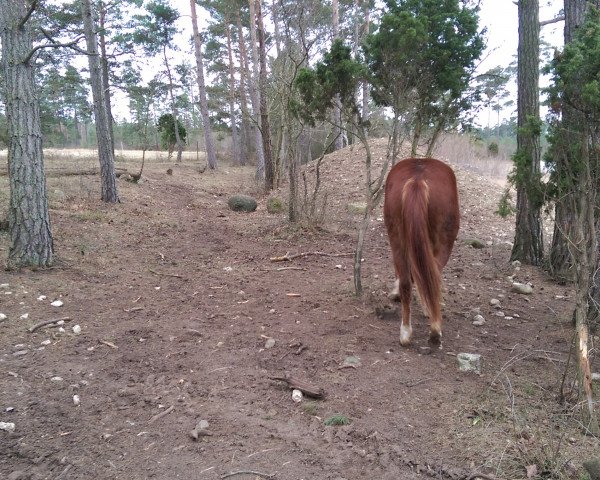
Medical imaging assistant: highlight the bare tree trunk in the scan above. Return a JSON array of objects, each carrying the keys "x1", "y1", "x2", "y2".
[
  {"x1": 162, "y1": 45, "x2": 184, "y2": 163},
  {"x1": 225, "y1": 19, "x2": 241, "y2": 165},
  {"x1": 82, "y1": 0, "x2": 119, "y2": 202},
  {"x1": 332, "y1": 0, "x2": 343, "y2": 151},
  {"x1": 511, "y1": 0, "x2": 544, "y2": 265},
  {"x1": 256, "y1": 0, "x2": 274, "y2": 191},
  {"x1": 271, "y1": 0, "x2": 281, "y2": 58},
  {"x1": 98, "y1": 1, "x2": 114, "y2": 156},
  {"x1": 190, "y1": 0, "x2": 218, "y2": 169},
  {"x1": 236, "y1": 12, "x2": 252, "y2": 165},
  {"x1": 0, "y1": 0, "x2": 54, "y2": 269},
  {"x1": 362, "y1": 2, "x2": 370, "y2": 121},
  {"x1": 248, "y1": 0, "x2": 266, "y2": 178}
]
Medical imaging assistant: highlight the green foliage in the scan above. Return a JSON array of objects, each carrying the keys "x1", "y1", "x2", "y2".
[
  {"x1": 495, "y1": 189, "x2": 516, "y2": 218},
  {"x1": 294, "y1": 39, "x2": 366, "y2": 125},
  {"x1": 544, "y1": 7, "x2": 600, "y2": 197},
  {"x1": 324, "y1": 414, "x2": 351, "y2": 426},
  {"x1": 157, "y1": 113, "x2": 186, "y2": 152},
  {"x1": 487, "y1": 142, "x2": 499, "y2": 156},
  {"x1": 363, "y1": 0, "x2": 485, "y2": 128}
]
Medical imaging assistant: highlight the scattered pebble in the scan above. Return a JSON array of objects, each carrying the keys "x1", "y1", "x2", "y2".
[
  {"x1": 495, "y1": 311, "x2": 505, "y2": 317},
  {"x1": 72, "y1": 325, "x2": 82, "y2": 335},
  {"x1": 0, "y1": 313, "x2": 7, "y2": 321},
  {"x1": 37, "y1": 295, "x2": 47, "y2": 301},
  {"x1": 472, "y1": 315, "x2": 486, "y2": 326},
  {"x1": 490, "y1": 299, "x2": 501, "y2": 306},
  {"x1": 73, "y1": 395, "x2": 81, "y2": 406},
  {"x1": 19, "y1": 313, "x2": 29, "y2": 320},
  {"x1": 264, "y1": 337, "x2": 276, "y2": 349},
  {"x1": 0, "y1": 284, "x2": 9, "y2": 289},
  {"x1": 511, "y1": 282, "x2": 533, "y2": 295},
  {"x1": 0, "y1": 422, "x2": 16, "y2": 433},
  {"x1": 457, "y1": 353, "x2": 482, "y2": 374},
  {"x1": 51, "y1": 300, "x2": 64, "y2": 307},
  {"x1": 12, "y1": 350, "x2": 28, "y2": 357},
  {"x1": 292, "y1": 389, "x2": 303, "y2": 403},
  {"x1": 58, "y1": 327, "x2": 65, "y2": 333},
  {"x1": 41, "y1": 339, "x2": 51, "y2": 346},
  {"x1": 190, "y1": 419, "x2": 212, "y2": 440},
  {"x1": 50, "y1": 376, "x2": 63, "y2": 382}
]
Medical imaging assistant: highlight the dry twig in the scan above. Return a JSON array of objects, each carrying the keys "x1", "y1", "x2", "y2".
[
  {"x1": 148, "y1": 405, "x2": 174, "y2": 424},
  {"x1": 28, "y1": 317, "x2": 72, "y2": 333},
  {"x1": 270, "y1": 251, "x2": 352, "y2": 262},
  {"x1": 221, "y1": 471, "x2": 275, "y2": 479},
  {"x1": 148, "y1": 269, "x2": 185, "y2": 279},
  {"x1": 270, "y1": 373, "x2": 325, "y2": 399}
]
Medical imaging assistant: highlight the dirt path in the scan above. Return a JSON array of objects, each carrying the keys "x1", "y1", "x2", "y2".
[{"x1": 0, "y1": 147, "x2": 597, "y2": 480}]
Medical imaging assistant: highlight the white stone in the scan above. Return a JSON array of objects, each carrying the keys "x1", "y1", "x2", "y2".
[
  {"x1": 51, "y1": 300, "x2": 64, "y2": 307},
  {"x1": 0, "y1": 313, "x2": 7, "y2": 321},
  {"x1": 41, "y1": 339, "x2": 51, "y2": 346},
  {"x1": 472, "y1": 315, "x2": 486, "y2": 326},
  {"x1": 490, "y1": 299, "x2": 501, "y2": 306},
  {"x1": 72, "y1": 325, "x2": 82, "y2": 335},
  {"x1": 73, "y1": 395, "x2": 81, "y2": 406},
  {"x1": 457, "y1": 353, "x2": 482, "y2": 374},
  {"x1": 0, "y1": 422, "x2": 16, "y2": 432},
  {"x1": 264, "y1": 338, "x2": 276, "y2": 349},
  {"x1": 292, "y1": 389, "x2": 303, "y2": 403},
  {"x1": 51, "y1": 376, "x2": 63, "y2": 382},
  {"x1": 37, "y1": 295, "x2": 47, "y2": 301},
  {"x1": 19, "y1": 313, "x2": 29, "y2": 320},
  {"x1": 511, "y1": 283, "x2": 533, "y2": 295}
]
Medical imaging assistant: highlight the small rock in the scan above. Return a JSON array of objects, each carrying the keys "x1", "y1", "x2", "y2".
[
  {"x1": 465, "y1": 238, "x2": 486, "y2": 249},
  {"x1": 190, "y1": 419, "x2": 212, "y2": 440},
  {"x1": 472, "y1": 315, "x2": 486, "y2": 326},
  {"x1": 12, "y1": 350, "x2": 28, "y2": 357},
  {"x1": 490, "y1": 299, "x2": 501, "y2": 306},
  {"x1": 227, "y1": 195, "x2": 257, "y2": 212},
  {"x1": 41, "y1": 339, "x2": 51, "y2": 346},
  {"x1": 0, "y1": 313, "x2": 7, "y2": 321},
  {"x1": 347, "y1": 202, "x2": 367, "y2": 214},
  {"x1": 37, "y1": 295, "x2": 46, "y2": 301},
  {"x1": 50, "y1": 376, "x2": 63, "y2": 382},
  {"x1": 342, "y1": 355, "x2": 361, "y2": 367},
  {"x1": 73, "y1": 395, "x2": 81, "y2": 406},
  {"x1": 512, "y1": 260, "x2": 521, "y2": 268},
  {"x1": 264, "y1": 337, "x2": 276, "y2": 349},
  {"x1": 72, "y1": 325, "x2": 82, "y2": 335},
  {"x1": 592, "y1": 372, "x2": 600, "y2": 382},
  {"x1": 51, "y1": 300, "x2": 64, "y2": 307},
  {"x1": 495, "y1": 311, "x2": 505, "y2": 317},
  {"x1": 19, "y1": 313, "x2": 29, "y2": 320},
  {"x1": 511, "y1": 283, "x2": 533, "y2": 295},
  {"x1": 0, "y1": 422, "x2": 16, "y2": 432},
  {"x1": 292, "y1": 389, "x2": 303, "y2": 403},
  {"x1": 0, "y1": 283, "x2": 9, "y2": 289},
  {"x1": 457, "y1": 353, "x2": 482, "y2": 374}
]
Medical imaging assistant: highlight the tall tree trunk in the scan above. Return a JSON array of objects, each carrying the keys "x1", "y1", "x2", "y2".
[
  {"x1": 190, "y1": 0, "x2": 218, "y2": 169},
  {"x1": 225, "y1": 19, "x2": 241, "y2": 165},
  {"x1": 0, "y1": 0, "x2": 54, "y2": 269},
  {"x1": 271, "y1": 0, "x2": 281, "y2": 58},
  {"x1": 98, "y1": 1, "x2": 114, "y2": 157},
  {"x1": 362, "y1": 2, "x2": 370, "y2": 121},
  {"x1": 256, "y1": 0, "x2": 274, "y2": 191},
  {"x1": 248, "y1": 0, "x2": 266, "y2": 178},
  {"x1": 162, "y1": 45, "x2": 184, "y2": 163},
  {"x1": 236, "y1": 12, "x2": 252, "y2": 165},
  {"x1": 82, "y1": 0, "x2": 119, "y2": 203},
  {"x1": 511, "y1": 0, "x2": 544, "y2": 265},
  {"x1": 332, "y1": 0, "x2": 343, "y2": 151},
  {"x1": 549, "y1": 0, "x2": 594, "y2": 279}
]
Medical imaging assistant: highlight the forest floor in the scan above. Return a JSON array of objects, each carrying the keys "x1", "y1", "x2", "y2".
[{"x1": 0, "y1": 141, "x2": 598, "y2": 480}]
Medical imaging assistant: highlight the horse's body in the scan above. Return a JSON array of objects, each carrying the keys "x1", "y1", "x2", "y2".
[{"x1": 383, "y1": 158, "x2": 460, "y2": 346}]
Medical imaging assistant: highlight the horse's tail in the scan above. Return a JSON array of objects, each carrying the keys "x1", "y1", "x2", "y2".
[{"x1": 401, "y1": 178, "x2": 441, "y2": 323}]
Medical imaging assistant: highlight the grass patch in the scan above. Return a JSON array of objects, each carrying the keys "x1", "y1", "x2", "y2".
[{"x1": 324, "y1": 414, "x2": 351, "y2": 426}]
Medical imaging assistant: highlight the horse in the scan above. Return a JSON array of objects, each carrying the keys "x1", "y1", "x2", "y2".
[{"x1": 383, "y1": 158, "x2": 460, "y2": 346}]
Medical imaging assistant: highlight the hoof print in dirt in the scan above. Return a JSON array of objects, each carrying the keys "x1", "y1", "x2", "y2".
[
  {"x1": 227, "y1": 195, "x2": 257, "y2": 212},
  {"x1": 266, "y1": 197, "x2": 284, "y2": 214},
  {"x1": 464, "y1": 238, "x2": 486, "y2": 249}
]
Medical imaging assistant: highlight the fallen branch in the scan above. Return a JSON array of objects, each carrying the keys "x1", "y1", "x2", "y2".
[
  {"x1": 275, "y1": 266, "x2": 306, "y2": 271},
  {"x1": 270, "y1": 251, "x2": 353, "y2": 262},
  {"x1": 270, "y1": 373, "x2": 325, "y2": 399},
  {"x1": 1, "y1": 167, "x2": 128, "y2": 178},
  {"x1": 148, "y1": 405, "x2": 174, "y2": 424},
  {"x1": 28, "y1": 317, "x2": 72, "y2": 333},
  {"x1": 221, "y1": 470, "x2": 275, "y2": 479},
  {"x1": 148, "y1": 269, "x2": 185, "y2": 279}
]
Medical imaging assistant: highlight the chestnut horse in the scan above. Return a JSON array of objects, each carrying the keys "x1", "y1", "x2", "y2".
[{"x1": 383, "y1": 158, "x2": 460, "y2": 346}]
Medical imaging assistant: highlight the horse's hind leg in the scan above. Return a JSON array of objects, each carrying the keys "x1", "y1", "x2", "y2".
[{"x1": 398, "y1": 278, "x2": 413, "y2": 346}]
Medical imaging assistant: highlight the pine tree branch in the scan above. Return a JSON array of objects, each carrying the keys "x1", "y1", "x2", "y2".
[{"x1": 18, "y1": 0, "x2": 38, "y2": 29}]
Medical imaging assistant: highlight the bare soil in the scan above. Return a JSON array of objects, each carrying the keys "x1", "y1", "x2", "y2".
[{"x1": 0, "y1": 142, "x2": 598, "y2": 480}]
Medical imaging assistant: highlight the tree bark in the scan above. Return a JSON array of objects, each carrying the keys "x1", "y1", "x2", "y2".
[
  {"x1": 0, "y1": 0, "x2": 54, "y2": 269},
  {"x1": 82, "y1": 0, "x2": 119, "y2": 202},
  {"x1": 511, "y1": 0, "x2": 544, "y2": 265},
  {"x1": 98, "y1": 1, "x2": 114, "y2": 157},
  {"x1": 225, "y1": 19, "x2": 241, "y2": 165},
  {"x1": 256, "y1": 0, "x2": 274, "y2": 191},
  {"x1": 190, "y1": 0, "x2": 218, "y2": 169},
  {"x1": 236, "y1": 12, "x2": 252, "y2": 165},
  {"x1": 248, "y1": 0, "x2": 266, "y2": 178},
  {"x1": 332, "y1": 0, "x2": 343, "y2": 151}
]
